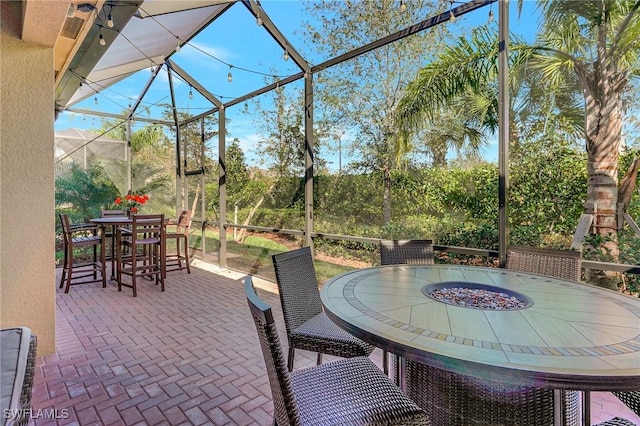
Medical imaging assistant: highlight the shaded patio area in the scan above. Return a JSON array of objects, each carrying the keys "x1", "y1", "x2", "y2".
[{"x1": 33, "y1": 261, "x2": 639, "y2": 425}]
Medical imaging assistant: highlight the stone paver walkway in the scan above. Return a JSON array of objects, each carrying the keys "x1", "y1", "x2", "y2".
[{"x1": 32, "y1": 259, "x2": 638, "y2": 425}]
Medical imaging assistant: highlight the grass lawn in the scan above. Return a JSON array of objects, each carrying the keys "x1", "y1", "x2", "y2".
[{"x1": 190, "y1": 228, "x2": 356, "y2": 283}]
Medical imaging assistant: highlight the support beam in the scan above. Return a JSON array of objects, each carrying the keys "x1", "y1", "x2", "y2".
[
  {"x1": 166, "y1": 59, "x2": 222, "y2": 108},
  {"x1": 64, "y1": 108, "x2": 173, "y2": 125},
  {"x1": 304, "y1": 72, "x2": 314, "y2": 249},
  {"x1": 498, "y1": 0, "x2": 510, "y2": 267},
  {"x1": 243, "y1": 0, "x2": 310, "y2": 72},
  {"x1": 167, "y1": 67, "x2": 182, "y2": 210},
  {"x1": 129, "y1": 63, "x2": 163, "y2": 119},
  {"x1": 126, "y1": 120, "x2": 132, "y2": 193},
  {"x1": 312, "y1": 1, "x2": 495, "y2": 74},
  {"x1": 218, "y1": 106, "x2": 227, "y2": 267}
]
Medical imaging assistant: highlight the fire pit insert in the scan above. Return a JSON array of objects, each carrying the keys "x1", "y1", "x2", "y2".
[{"x1": 422, "y1": 282, "x2": 533, "y2": 310}]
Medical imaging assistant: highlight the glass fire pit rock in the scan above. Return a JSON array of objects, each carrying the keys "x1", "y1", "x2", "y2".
[{"x1": 422, "y1": 282, "x2": 533, "y2": 310}]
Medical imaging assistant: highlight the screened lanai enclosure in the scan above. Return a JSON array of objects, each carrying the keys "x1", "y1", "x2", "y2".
[{"x1": 54, "y1": 0, "x2": 640, "y2": 291}]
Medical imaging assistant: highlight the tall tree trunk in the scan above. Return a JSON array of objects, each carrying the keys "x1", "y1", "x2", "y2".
[
  {"x1": 237, "y1": 195, "x2": 266, "y2": 243},
  {"x1": 383, "y1": 166, "x2": 392, "y2": 225},
  {"x1": 432, "y1": 144, "x2": 447, "y2": 167},
  {"x1": 618, "y1": 158, "x2": 640, "y2": 211},
  {"x1": 584, "y1": 81, "x2": 623, "y2": 289}
]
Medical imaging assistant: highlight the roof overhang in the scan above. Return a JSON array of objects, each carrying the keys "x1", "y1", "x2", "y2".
[{"x1": 54, "y1": 0, "x2": 234, "y2": 112}]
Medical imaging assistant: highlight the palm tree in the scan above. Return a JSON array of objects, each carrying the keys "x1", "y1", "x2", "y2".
[
  {"x1": 395, "y1": 25, "x2": 538, "y2": 158},
  {"x1": 533, "y1": 0, "x2": 640, "y2": 271},
  {"x1": 396, "y1": 1, "x2": 640, "y2": 287}
]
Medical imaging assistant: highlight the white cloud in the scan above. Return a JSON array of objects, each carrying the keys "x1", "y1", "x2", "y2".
[{"x1": 178, "y1": 42, "x2": 232, "y2": 71}]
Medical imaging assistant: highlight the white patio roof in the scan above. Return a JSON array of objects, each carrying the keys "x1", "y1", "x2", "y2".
[{"x1": 56, "y1": 0, "x2": 235, "y2": 110}]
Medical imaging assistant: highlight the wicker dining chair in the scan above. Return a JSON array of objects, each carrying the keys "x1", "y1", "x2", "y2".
[
  {"x1": 504, "y1": 245, "x2": 583, "y2": 425},
  {"x1": 115, "y1": 214, "x2": 164, "y2": 297},
  {"x1": 244, "y1": 276, "x2": 431, "y2": 426},
  {"x1": 380, "y1": 239, "x2": 434, "y2": 382},
  {"x1": 272, "y1": 247, "x2": 374, "y2": 371},
  {"x1": 58, "y1": 213, "x2": 106, "y2": 293},
  {"x1": 380, "y1": 239, "x2": 434, "y2": 266},
  {"x1": 506, "y1": 245, "x2": 581, "y2": 281},
  {"x1": 404, "y1": 362, "x2": 580, "y2": 425},
  {"x1": 612, "y1": 392, "x2": 640, "y2": 416},
  {"x1": 595, "y1": 418, "x2": 637, "y2": 426}
]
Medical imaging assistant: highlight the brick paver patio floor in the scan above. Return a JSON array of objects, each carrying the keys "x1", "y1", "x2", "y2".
[{"x1": 32, "y1": 259, "x2": 639, "y2": 425}]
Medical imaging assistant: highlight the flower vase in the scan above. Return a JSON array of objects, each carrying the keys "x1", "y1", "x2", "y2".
[{"x1": 127, "y1": 209, "x2": 138, "y2": 217}]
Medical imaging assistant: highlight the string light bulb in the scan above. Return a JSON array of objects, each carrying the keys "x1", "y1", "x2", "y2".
[
  {"x1": 400, "y1": 0, "x2": 407, "y2": 12},
  {"x1": 488, "y1": 8, "x2": 494, "y2": 22},
  {"x1": 94, "y1": 95, "x2": 98, "y2": 105},
  {"x1": 227, "y1": 66, "x2": 233, "y2": 83},
  {"x1": 244, "y1": 102, "x2": 249, "y2": 113},
  {"x1": 99, "y1": 32, "x2": 106, "y2": 46},
  {"x1": 256, "y1": 13, "x2": 262, "y2": 26},
  {"x1": 175, "y1": 42, "x2": 181, "y2": 52},
  {"x1": 188, "y1": 87, "x2": 193, "y2": 99},
  {"x1": 449, "y1": 1, "x2": 455, "y2": 22},
  {"x1": 283, "y1": 49, "x2": 289, "y2": 61},
  {"x1": 107, "y1": 12, "x2": 114, "y2": 28}
]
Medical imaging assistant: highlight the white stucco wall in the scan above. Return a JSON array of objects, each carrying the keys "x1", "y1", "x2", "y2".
[{"x1": 1, "y1": 2, "x2": 56, "y2": 354}]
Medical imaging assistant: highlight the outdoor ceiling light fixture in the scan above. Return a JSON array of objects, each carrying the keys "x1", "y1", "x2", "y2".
[
  {"x1": 99, "y1": 31, "x2": 106, "y2": 46},
  {"x1": 76, "y1": 3, "x2": 97, "y2": 13}
]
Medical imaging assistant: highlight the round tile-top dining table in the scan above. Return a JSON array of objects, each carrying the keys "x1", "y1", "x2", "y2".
[{"x1": 320, "y1": 264, "x2": 640, "y2": 425}]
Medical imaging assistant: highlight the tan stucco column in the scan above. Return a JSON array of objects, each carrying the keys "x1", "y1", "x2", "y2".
[{"x1": 1, "y1": 2, "x2": 56, "y2": 354}]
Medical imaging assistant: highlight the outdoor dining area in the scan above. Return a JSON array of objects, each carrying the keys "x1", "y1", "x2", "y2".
[
  {"x1": 4, "y1": 0, "x2": 640, "y2": 425},
  {"x1": 5, "y1": 241, "x2": 635, "y2": 425},
  {"x1": 57, "y1": 210, "x2": 192, "y2": 297}
]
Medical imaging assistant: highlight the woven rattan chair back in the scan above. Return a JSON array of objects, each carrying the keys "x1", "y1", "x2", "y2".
[
  {"x1": 379, "y1": 239, "x2": 434, "y2": 382},
  {"x1": 245, "y1": 277, "x2": 431, "y2": 426},
  {"x1": 244, "y1": 277, "x2": 301, "y2": 426},
  {"x1": 272, "y1": 247, "x2": 323, "y2": 335},
  {"x1": 506, "y1": 246, "x2": 581, "y2": 281},
  {"x1": 612, "y1": 391, "x2": 640, "y2": 419},
  {"x1": 272, "y1": 247, "x2": 374, "y2": 371},
  {"x1": 380, "y1": 240, "x2": 434, "y2": 266}
]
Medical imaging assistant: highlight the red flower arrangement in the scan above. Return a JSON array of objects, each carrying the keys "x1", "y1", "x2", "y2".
[{"x1": 115, "y1": 193, "x2": 149, "y2": 212}]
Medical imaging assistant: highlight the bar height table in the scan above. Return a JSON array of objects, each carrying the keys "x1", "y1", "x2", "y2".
[
  {"x1": 90, "y1": 216, "x2": 167, "y2": 280},
  {"x1": 321, "y1": 265, "x2": 640, "y2": 426}
]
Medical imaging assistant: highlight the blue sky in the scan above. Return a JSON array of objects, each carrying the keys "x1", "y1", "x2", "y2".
[{"x1": 55, "y1": 0, "x2": 541, "y2": 170}]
